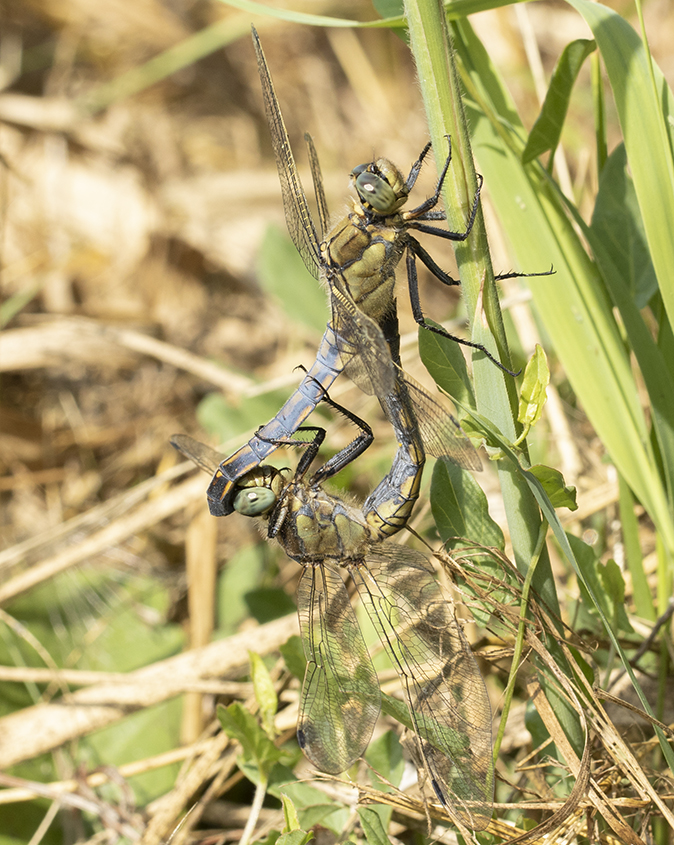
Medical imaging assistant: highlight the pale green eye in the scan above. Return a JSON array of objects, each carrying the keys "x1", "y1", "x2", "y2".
[
  {"x1": 233, "y1": 487, "x2": 277, "y2": 516},
  {"x1": 353, "y1": 168, "x2": 396, "y2": 213}
]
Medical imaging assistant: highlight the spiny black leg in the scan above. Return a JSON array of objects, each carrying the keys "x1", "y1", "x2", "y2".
[
  {"x1": 495, "y1": 265, "x2": 555, "y2": 281},
  {"x1": 405, "y1": 250, "x2": 520, "y2": 377},
  {"x1": 404, "y1": 141, "x2": 433, "y2": 194},
  {"x1": 254, "y1": 423, "x2": 327, "y2": 479},
  {"x1": 292, "y1": 366, "x2": 375, "y2": 484},
  {"x1": 406, "y1": 236, "x2": 461, "y2": 287},
  {"x1": 406, "y1": 174, "x2": 483, "y2": 242},
  {"x1": 406, "y1": 136, "x2": 453, "y2": 217}
]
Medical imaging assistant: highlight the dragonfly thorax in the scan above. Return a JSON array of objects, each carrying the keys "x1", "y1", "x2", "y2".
[
  {"x1": 351, "y1": 158, "x2": 408, "y2": 215},
  {"x1": 271, "y1": 483, "x2": 375, "y2": 563}
]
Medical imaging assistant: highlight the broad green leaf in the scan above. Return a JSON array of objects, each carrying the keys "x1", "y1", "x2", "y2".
[
  {"x1": 257, "y1": 225, "x2": 328, "y2": 333},
  {"x1": 599, "y1": 559, "x2": 633, "y2": 633},
  {"x1": 277, "y1": 832, "x2": 313, "y2": 845},
  {"x1": 365, "y1": 730, "x2": 404, "y2": 789},
  {"x1": 418, "y1": 321, "x2": 475, "y2": 408},
  {"x1": 281, "y1": 793, "x2": 302, "y2": 833},
  {"x1": 84, "y1": 699, "x2": 182, "y2": 803},
  {"x1": 517, "y1": 345, "x2": 550, "y2": 428},
  {"x1": 358, "y1": 807, "x2": 392, "y2": 845},
  {"x1": 586, "y1": 146, "x2": 674, "y2": 503},
  {"x1": 279, "y1": 783, "x2": 347, "y2": 835},
  {"x1": 522, "y1": 39, "x2": 596, "y2": 163},
  {"x1": 217, "y1": 545, "x2": 266, "y2": 636},
  {"x1": 279, "y1": 634, "x2": 306, "y2": 680},
  {"x1": 246, "y1": 587, "x2": 297, "y2": 624},
  {"x1": 256, "y1": 833, "x2": 281, "y2": 845},
  {"x1": 590, "y1": 144, "x2": 657, "y2": 309},
  {"x1": 217, "y1": 701, "x2": 282, "y2": 774},
  {"x1": 570, "y1": 538, "x2": 633, "y2": 635},
  {"x1": 250, "y1": 651, "x2": 278, "y2": 739},
  {"x1": 431, "y1": 458, "x2": 504, "y2": 550},
  {"x1": 364, "y1": 731, "x2": 404, "y2": 831},
  {"x1": 528, "y1": 465, "x2": 577, "y2": 510}
]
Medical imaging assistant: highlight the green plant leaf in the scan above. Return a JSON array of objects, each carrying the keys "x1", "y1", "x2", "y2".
[
  {"x1": 517, "y1": 345, "x2": 550, "y2": 428},
  {"x1": 279, "y1": 635, "x2": 306, "y2": 680},
  {"x1": 590, "y1": 143, "x2": 657, "y2": 309},
  {"x1": 217, "y1": 544, "x2": 266, "y2": 636},
  {"x1": 365, "y1": 730, "x2": 404, "y2": 790},
  {"x1": 257, "y1": 225, "x2": 328, "y2": 333},
  {"x1": 358, "y1": 806, "x2": 392, "y2": 845},
  {"x1": 522, "y1": 39, "x2": 596, "y2": 163},
  {"x1": 281, "y1": 793, "x2": 302, "y2": 833},
  {"x1": 277, "y1": 832, "x2": 313, "y2": 845},
  {"x1": 418, "y1": 321, "x2": 475, "y2": 409},
  {"x1": 431, "y1": 458, "x2": 504, "y2": 550},
  {"x1": 528, "y1": 465, "x2": 577, "y2": 510},
  {"x1": 245, "y1": 587, "x2": 297, "y2": 624},
  {"x1": 197, "y1": 389, "x2": 293, "y2": 443},
  {"x1": 217, "y1": 701, "x2": 282, "y2": 775},
  {"x1": 250, "y1": 651, "x2": 278, "y2": 739}
]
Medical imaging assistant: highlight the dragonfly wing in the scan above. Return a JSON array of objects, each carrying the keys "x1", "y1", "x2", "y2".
[
  {"x1": 329, "y1": 278, "x2": 396, "y2": 398},
  {"x1": 400, "y1": 372, "x2": 481, "y2": 471},
  {"x1": 170, "y1": 434, "x2": 224, "y2": 474},
  {"x1": 350, "y1": 545, "x2": 493, "y2": 830},
  {"x1": 252, "y1": 28, "x2": 321, "y2": 280},
  {"x1": 296, "y1": 561, "x2": 381, "y2": 774},
  {"x1": 305, "y1": 133, "x2": 330, "y2": 239}
]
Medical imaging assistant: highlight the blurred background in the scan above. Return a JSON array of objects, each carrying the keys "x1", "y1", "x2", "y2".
[{"x1": 2, "y1": 0, "x2": 674, "y2": 841}]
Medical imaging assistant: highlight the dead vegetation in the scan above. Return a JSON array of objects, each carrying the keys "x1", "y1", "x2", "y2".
[{"x1": 1, "y1": 1, "x2": 673, "y2": 843}]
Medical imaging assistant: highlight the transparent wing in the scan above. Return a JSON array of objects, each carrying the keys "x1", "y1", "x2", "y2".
[
  {"x1": 252, "y1": 28, "x2": 321, "y2": 279},
  {"x1": 305, "y1": 133, "x2": 330, "y2": 239},
  {"x1": 400, "y1": 373, "x2": 481, "y2": 471},
  {"x1": 349, "y1": 546, "x2": 493, "y2": 830},
  {"x1": 170, "y1": 434, "x2": 223, "y2": 474},
  {"x1": 297, "y1": 561, "x2": 381, "y2": 774},
  {"x1": 329, "y1": 276, "x2": 397, "y2": 398},
  {"x1": 329, "y1": 279, "x2": 479, "y2": 471}
]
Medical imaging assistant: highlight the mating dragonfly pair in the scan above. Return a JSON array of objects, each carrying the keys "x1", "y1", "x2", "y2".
[{"x1": 173, "y1": 26, "x2": 500, "y2": 829}]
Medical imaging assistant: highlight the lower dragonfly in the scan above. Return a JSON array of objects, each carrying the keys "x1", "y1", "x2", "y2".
[
  {"x1": 206, "y1": 28, "x2": 547, "y2": 516},
  {"x1": 171, "y1": 383, "x2": 493, "y2": 830}
]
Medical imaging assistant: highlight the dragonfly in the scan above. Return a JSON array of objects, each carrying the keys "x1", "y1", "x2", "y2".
[
  {"x1": 205, "y1": 27, "x2": 496, "y2": 517},
  {"x1": 171, "y1": 382, "x2": 493, "y2": 830}
]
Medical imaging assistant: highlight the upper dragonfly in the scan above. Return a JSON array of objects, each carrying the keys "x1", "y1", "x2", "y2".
[
  {"x1": 171, "y1": 378, "x2": 493, "y2": 830},
  {"x1": 207, "y1": 27, "x2": 491, "y2": 517}
]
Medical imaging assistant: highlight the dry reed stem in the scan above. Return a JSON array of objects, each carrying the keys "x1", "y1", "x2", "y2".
[{"x1": 0, "y1": 613, "x2": 298, "y2": 767}]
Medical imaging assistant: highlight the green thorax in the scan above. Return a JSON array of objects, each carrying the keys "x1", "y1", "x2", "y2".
[{"x1": 319, "y1": 157, "x2": 411, "y2": 323}]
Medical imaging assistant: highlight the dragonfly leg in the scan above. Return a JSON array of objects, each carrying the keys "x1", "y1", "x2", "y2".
[
  {"x1": 495, "y1": 265, "x2": 556, "y2": 282},
  {"x1": 254, "y1": 423, "x2": 327, "y2": 479},
  {"x1": 403, "y1": 140, "x2": 433, "y2": 193},
  {"x1": 406, "y1": 135, "x2": 453, "y2": 217},
  {"x1": 405, "y1": 249, "x2": 521, "y2": 377},
  {"x1": 274, "y1": 366, "x2": 375, "y2": 485},
  {"x1": 406, "y1": 173, "x2": 483, "y2": 241},
  {"x1": 406, "y1": 236, "x2": 460, "y2": 287},
  {"x1": 299, "y1": 370, "x2": 375, "y2": 486}
]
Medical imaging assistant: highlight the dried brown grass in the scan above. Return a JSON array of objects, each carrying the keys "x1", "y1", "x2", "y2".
[{"x1": 1, "y1": 1, "x2": 673, "y2": 843}]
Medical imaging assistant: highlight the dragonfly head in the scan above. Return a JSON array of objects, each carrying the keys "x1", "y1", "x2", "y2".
[
  {"x1": 232, "y1": 466, "x2": 286, "y2": 517},
  {"x1": 351, "y1": 158, "x2": 408, "y2": 215}
]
